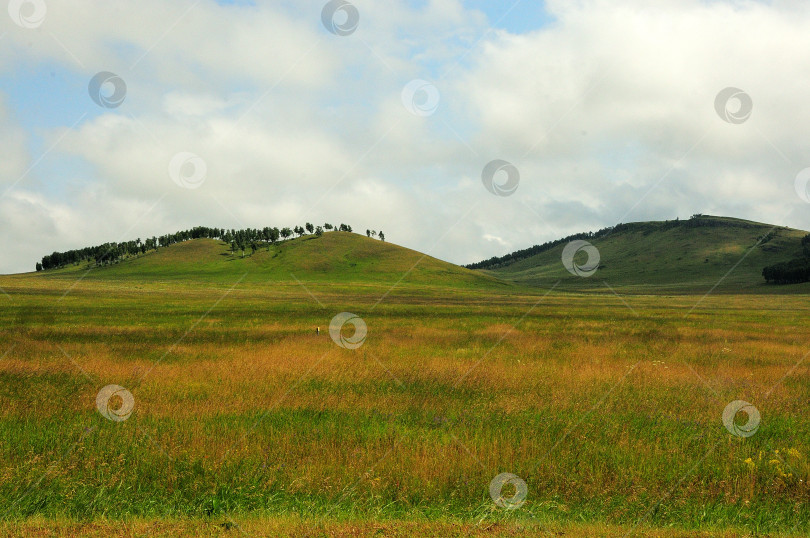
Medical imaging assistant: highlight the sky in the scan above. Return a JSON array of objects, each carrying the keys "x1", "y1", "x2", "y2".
[{"x1": 1, "y1": 0, "x2": 810, "y2": 274}]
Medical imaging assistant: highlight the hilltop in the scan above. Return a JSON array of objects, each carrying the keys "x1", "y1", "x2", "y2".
[
  {"x1": 469, "y1": 215, "x2": 810, "y2": 292},
  {"x1": 32, "y1": 231, "x2": 503, "y2": 290}
]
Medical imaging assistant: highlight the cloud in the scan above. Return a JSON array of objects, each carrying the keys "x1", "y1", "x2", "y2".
[
  {"x1": 1, "y1": 0, "x2": 810, "y2": 274},
  {"x1": 0, "y1": 95, "x2": 30, "y2": 190},
  {"x1": 457, "y1": 0, "x2": 810, "y2": 251}
]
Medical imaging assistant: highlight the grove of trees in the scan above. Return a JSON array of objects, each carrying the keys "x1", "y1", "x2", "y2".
[
  {"x1": 365, "y1": 229, "x2": 385, "y2": 241},
  {"x1": 762, "y1": 234, "x2": 810, "y2": 284},
  {"x1": 37, "y1": 222, "x2": 362, "y2": 271}
]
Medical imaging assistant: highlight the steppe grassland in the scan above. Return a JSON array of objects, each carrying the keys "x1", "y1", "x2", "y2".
[{"x1": 0, "y1": 272, "x2": 807, "y2": 534}]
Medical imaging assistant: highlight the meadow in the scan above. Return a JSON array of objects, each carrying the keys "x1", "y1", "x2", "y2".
[{"x1": 0, "y1": 237, "x2": 808, "y2": 536}]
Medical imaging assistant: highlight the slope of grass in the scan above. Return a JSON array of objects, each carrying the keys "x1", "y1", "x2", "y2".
[
  {"x1": 23, "y1": 216, "x2": 810, "y2": 295},
  {"x1": 29, "y1": 232, "x2": 506, "y2": 291},
  {"x1": 482, "y1": 216, "x2": 810, "y2": 293}
]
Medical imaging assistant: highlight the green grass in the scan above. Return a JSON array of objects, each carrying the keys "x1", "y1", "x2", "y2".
[
  {"x1": 0, "y1": 229, "x2": 808, "y2": 536},
  {"x1": 32, "y1": 232, "x2": 506, "y2": 290},
  {"x1": 484, "y1": 216, "x2": 810, "y2": 293}
]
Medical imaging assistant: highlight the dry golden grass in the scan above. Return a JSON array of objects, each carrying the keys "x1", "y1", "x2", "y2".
[
  {"x1": 0, "y1": 274, "x2": 808, "y2": 533},
  {"x1": 2, "y1": 516, "x2": 801, "y2": 537}
]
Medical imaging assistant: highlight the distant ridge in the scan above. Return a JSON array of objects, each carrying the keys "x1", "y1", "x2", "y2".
[
  {"x1": 467, "y1": 215, "x2": 775, "y2": 270},
  {"x1": 470, "y1": 215, "x2": 810, "y2": 292}
]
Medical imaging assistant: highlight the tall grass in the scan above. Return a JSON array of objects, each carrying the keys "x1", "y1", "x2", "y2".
[{"x1": 0, "y1": 274, "x2": 807, "y2": 534}]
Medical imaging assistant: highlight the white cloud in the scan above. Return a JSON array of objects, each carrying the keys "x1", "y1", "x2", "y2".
[
  {"x1": 2, "y1": 0, "x2": 810, "y2": 274},
  {"x1": 0, "y1": 95, "x2": 29, "y2": 189}
]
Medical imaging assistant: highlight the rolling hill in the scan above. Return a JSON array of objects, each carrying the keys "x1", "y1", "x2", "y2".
[
  {"x1": 32, "y1": 231, "x2": 504, "y2": 290},
  {"x1": 21, "y1": 216, "x2": 810, "y2": 294},
  {"x1": 472, "y1": 216, "x2": 810, "y2": 293}
]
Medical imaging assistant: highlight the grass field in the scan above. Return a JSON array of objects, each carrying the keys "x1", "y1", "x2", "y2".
[{"x1": 0, "y1": 234, "x2": 808, "y2": 536}]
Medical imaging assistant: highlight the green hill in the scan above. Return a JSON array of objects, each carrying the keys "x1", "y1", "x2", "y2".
[
  {"x1": 22, "y1": 216, "x2": 810, "y2": 294},
  {"x1": 474, "y1": 216, "x2": 810, "y2": 293},
  {"x1": 35, "y1": 232, "x2": 503, "y2": 290}
]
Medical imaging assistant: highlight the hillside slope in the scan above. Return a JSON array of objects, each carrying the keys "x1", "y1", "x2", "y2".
[
  {"x1": 477, "y1": 216, "x2": 810, "y2": 293},
  {"x1": 33, "y1": 232, "x2": 504, "y2": 290}
]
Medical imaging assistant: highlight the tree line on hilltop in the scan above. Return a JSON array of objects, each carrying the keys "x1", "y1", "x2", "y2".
[{"x1": 36, "y1": 222, "x2": 385, "y2": 271}]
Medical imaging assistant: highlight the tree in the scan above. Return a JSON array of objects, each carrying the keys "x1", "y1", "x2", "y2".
[
  {"x1": 294, "y1": 226, "x2": 304, "y2": 237},
  {"x1": 366, "y1": 229, "x2": 371, "y2": 237},
  {"x1": 370, "y1": 230, "x2": 377, "y2": 238},
  {"x1": 35, "y1": 262, "x2": 43, "y2": 271},
  {"x1": 280, "y1": 227, "x2": 292, "y2": 240},
  {"x1": 262, "y1": 228, "x2": 273, "y2": 250},
  {"x1": 305, "y1": 222, "x2": 314, "y2": 234},
  {"x1": 250, "y1": 242, "x2": 258, "y2": 255},
  {"x1": 803, "y1": 234, "x2": 810, "y2": 257},
  {"x1": 763, "y1": 233, "x2": 810, "y2": 284},
  {"x1": 763, "y1": 258, "x2": 810, "y2": 284},
  {"x1": 379, "y1": 231, "x2": 385, "y2": 242},
  {"x1": 315, "y1": 226, "x2": 324, "y2": 236},
  {"x1": 324, "y1": 223, "x2": 333, "y2": 230}
]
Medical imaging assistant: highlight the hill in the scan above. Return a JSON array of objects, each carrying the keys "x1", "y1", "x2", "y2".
[
  {"x1": 33, "y1": 232, "x2": 504, "y2": 290},
  {"x1": 471, "y1": 216, "x2": 810, "y2": 293},
  {"x1": 20, "y1": 216, "x2": 810, "y2": 294}
]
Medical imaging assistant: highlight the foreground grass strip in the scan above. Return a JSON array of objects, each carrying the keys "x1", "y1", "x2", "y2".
[{"x1": 0, "y1": 516, "x2": 797, "y2": 538}]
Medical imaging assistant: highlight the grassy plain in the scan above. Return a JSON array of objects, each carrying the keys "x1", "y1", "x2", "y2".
[{"x1": 0, "y1": 235, "x2": 808, "y2": 536}]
